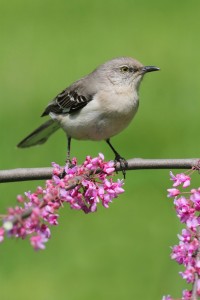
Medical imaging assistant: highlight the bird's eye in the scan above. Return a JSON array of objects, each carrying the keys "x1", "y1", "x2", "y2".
[{"x1": 120, "y1": 66, "x2": 129, "y2": 72}]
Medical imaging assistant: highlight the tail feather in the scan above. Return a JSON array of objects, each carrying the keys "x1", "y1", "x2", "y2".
[{"x1": 17, "y1": 119, "x2": 60, "y2": 148}]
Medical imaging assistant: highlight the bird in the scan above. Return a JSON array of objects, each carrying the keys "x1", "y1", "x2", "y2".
[{"x1": 17, "y1": 57, "x2": 159, "y2": 178}]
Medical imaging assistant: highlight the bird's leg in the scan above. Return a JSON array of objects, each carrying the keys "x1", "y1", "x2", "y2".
[
  {"x1": 66, "y1": 136, "x2": 71, "y2": 164},
  {"x1": 106, "y1": 139, "x2": 128, "y2": 179},
  {"x1": 62, "y1": 137, "x2": 72, "y2": 178}
]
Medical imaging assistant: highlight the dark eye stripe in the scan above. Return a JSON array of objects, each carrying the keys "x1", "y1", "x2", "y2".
[{"x1": 129, "y1": 67, "x2": 137, "y2": 72}]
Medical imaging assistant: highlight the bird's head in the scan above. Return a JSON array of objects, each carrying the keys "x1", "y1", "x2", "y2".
[{"x1": 97, "y1": 57, "x2": 159, "y2": 90}]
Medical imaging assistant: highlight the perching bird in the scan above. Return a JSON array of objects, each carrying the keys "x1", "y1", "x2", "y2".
[{"x1": 17, "y1": 57, "x2": 159, "y2": 177}]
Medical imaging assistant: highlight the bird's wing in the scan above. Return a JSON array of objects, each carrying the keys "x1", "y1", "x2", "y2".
[{"x1": 41, "y1": 84, "x2": 93, "y2": 116}]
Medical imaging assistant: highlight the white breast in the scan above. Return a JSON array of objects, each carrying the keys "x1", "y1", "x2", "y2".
[{"x1": 51, "y1": 86, "x2": 139, "y2": 141}]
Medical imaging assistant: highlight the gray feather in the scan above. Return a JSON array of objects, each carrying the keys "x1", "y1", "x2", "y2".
[
  {"x1": 41, "y1": 80, "x2": 94, "y2": 117},
  {"x1": 17, "y1": 119, "x2": 60, "y2": 148}
]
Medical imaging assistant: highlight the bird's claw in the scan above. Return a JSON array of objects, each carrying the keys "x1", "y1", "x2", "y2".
[
  {"x1": 65, "y1": 158, "x2": 72, "y2": 166},
  {"x1": 60, "y1": 159, "x2": 74, "y2": 178},
  {"x1": 114, "y1": 155, "x2": 128, "y2": 179}
]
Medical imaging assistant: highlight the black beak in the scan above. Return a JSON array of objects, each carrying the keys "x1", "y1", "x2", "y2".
[{"x1": 141, "y1": 66, "x2": 160, "y2": 74}]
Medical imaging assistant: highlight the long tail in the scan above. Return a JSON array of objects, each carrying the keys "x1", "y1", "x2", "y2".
[{"x1": 17, "y1": 119, "x2": 60, "y2": 148}]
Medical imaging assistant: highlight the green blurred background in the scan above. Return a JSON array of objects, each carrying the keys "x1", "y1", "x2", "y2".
[{"x1": 0, "y1": 0, "x2": 200, "y2": 299}]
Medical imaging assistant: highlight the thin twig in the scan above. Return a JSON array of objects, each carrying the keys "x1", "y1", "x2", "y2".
[{"x1": 0, "y1": 158, "x2": 199, "y2": 183}]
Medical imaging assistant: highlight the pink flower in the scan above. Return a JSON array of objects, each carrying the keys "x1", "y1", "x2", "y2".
[
  {"x1": 30, "y1": 234, "x2": 48, "y2": 251},
  {"x1": 180, "y1": 266, "x2": 196, "y2": 283},
  {"x1": 171, "y1": 243, "x2": 187, "y2": 265},
  {"x1": 0, "y1": 154, "x2": 124, "y2": 250},
  {"x1": 45, "y1": 213, "x2": 59, "y2": 226},
  {"x1": 190, "y1": 189, "x2": 200, "y2": 211},
  {"x1": 0, "y1": 227, "x2": 5, "y2": 242},
  {"x1": 167, "y1": 188, "x2": 180, "y2": 197},
  {"x1": 40, "y1": 224, "x2": 51, "y2": 239},
  {"x1": 170, "y1": 171, "x2": 191, "y2": 188},
  {"x1": 177, "y1": 229, "x2": 191, "y2": 243},
  {"x1": 182, "y1": 289, "x2": 192, "y2": 300},
  {"x1": 186, "y1": 216, "x2": 200, "y2": 232},
  {"x1": 174, "y1": 197, "x2": 194, "y2": 223},
  {"x1": 52, "y1": 162, "x2": 62, "y2": 176},
  {"x1": 167, "y1": 169, "x2": 200, "y2": 299},
  {"x1": 17, "y1": 195, "x2": 24, "y2": 203},
  {"x1": 187, "y1": 238, "x2": 199, "y2": 257}
]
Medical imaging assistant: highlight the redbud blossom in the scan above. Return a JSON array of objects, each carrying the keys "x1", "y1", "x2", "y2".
[
  {"x1": 0, "y1": 154, "x2": 124, "y2": 250},
  {"x1": 170, "y1": 171, "x2": 191, "y2": 188},
  {"x1": 167, "y1": 188, "x2": 180, "y2": 197},
  {"x1": 165, "y1": 170, "x2": 200, "y2": 299},
  {"x1": 182, "y1": 289, "x2": 192, "y2": 299}
]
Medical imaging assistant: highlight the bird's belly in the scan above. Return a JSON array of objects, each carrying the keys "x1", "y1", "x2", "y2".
[
  {"x1": 57, "y1": 112, "x2": 135, "y2": 141},
  {"x1": 51, "y1": 95, "x2": 139, "y2": 140}
]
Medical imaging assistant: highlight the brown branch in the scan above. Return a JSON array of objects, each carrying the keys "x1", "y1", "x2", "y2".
[{"x1": 0, "y1": 158, "x2": 199, "y2": 183}]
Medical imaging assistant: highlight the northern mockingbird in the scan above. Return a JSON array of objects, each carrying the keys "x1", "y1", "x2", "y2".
[{"x1": 17, "y1": 57, "x2": 159, "y2": 177}]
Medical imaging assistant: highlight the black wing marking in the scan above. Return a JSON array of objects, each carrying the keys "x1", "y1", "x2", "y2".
[{"x1": 41, "y1": 89, "x2": 93, "y2": 116}]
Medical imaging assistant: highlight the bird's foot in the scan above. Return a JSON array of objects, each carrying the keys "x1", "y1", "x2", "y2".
[
  {"x1": 60, "y1": 159, "x2": 73, "y2": 178},
  {"x1": 65, "y1": 158, "x2": 72, "y2": 167},
  {"x1": 114, "y1": 155, "x2": 128, "y2": 179}
]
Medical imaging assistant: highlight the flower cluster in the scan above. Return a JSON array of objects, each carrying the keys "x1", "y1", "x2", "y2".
[
  {"x1": 0, "y1": 154, "x2": 124, "y2": 250},
  {"x1": 164, "y1": 169, "x2": 200, "y2": 299},
  {"x1": 162, "y1": 289, "x2": 192, "y2": 300}
]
